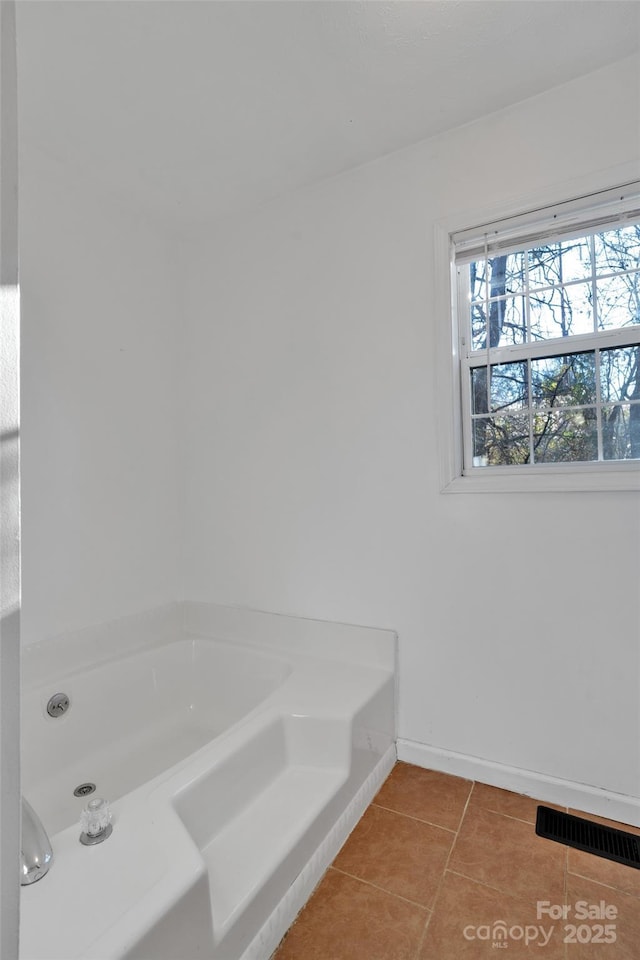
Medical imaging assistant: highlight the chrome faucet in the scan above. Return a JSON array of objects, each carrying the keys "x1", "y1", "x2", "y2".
[{"x1": 21, "y1": 796, "x2": 53, "y2": 885}]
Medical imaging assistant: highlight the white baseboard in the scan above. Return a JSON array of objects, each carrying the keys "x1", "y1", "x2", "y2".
[
  {"x1": 397, "y1": 738, "x2": 640, "y2": 829},
  {"x1": 241, "y1": 744, "x2": 397, "y2": 960}
]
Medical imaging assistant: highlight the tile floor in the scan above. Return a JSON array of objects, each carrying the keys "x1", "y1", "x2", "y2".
[{"x1": 273, "y1": 762, "x2": 640, "y2": 959}]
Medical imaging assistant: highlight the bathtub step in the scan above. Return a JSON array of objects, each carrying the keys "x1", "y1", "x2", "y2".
[
  {"x1": 203, "y1": 763, "x2": 346, "y2": 941},
  {"x1": 172, "y1": 713, "x2": 352, "y2": 955}
]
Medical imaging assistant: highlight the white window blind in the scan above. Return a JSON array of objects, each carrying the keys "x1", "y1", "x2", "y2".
[{"x1": 453, "y1": 181, "x2": 640, "y2": 266}]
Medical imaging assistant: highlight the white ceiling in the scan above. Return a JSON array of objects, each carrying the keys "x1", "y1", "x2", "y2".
[{"x1": 16, "y1": 0, "x2": 640, "y2": 228}]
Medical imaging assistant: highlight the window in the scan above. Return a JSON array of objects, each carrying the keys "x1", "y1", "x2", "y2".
[{"x1": 451, "y1": 183, "x2": 640, "y2": 485}]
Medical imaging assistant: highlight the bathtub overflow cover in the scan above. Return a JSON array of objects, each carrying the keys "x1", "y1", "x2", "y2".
[
  {"x1": 46, "y1": 692, "x2": 70, "y2": 718},
  {"x1": 74, "y1": 783, "x2": 96, "y2": 798}
]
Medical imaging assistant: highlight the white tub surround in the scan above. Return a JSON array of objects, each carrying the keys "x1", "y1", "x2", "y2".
[{"x1": 20, "y1": 603, "x2": 396, "y2": 960}]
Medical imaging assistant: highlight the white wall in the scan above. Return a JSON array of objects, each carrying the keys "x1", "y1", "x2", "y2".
[
  {"x1": 181, "y1": 57, "x2": 640, "y2": 808},
  {"x1": 19, "y1": 152, "x2": 182, "y2": 646}
]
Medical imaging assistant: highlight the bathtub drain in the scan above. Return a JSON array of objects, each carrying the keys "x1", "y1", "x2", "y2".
[{"x1": 73, "y1": 783, "x2": 96, "y2": 798}]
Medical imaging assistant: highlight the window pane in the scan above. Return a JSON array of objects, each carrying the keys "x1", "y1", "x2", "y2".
[
  {"x1": 600, "y1": 345, "x2": 640, "y2": 402},
  {"x1": 472, "y1": 360, "x2": 531, "y2": 417},
  {"x1": 470, "y1": 366, "x2": 488, "y2": 415},
  {"x1": 470, "y1": 253, "x2": 525, "y2": 304},
  {"x1": 602, "y1": 403, "x2": 640, "y2": 459},
  {"x1": 495, "y1": 295, "x2": 527, "y2": 347},
  {"x1": 594, "y1": 224, "x2": 640, "y2": 276},
  {"x1": 532, "y1": 409, "x2": 598, "y2": 463},
  {"x1": 472, "y1": 296, "x2": 526, "y2": 350},
  {"x1": 490, "y1": 362, "x2": 528, "y2": 412},
  {"x1": 505, "y1": 252, "x2": 526, "y2": 293},
  {"x1": 472, "y1": 415, "x2": 530, "y2": 465},
  {"x1": 596, "y1": 270, "x2": 640, "y2": 330},
  {"x1": 528, "y1": 237, "x2": 592, "y2": 288},
  {"x1": 492, "y1": 296, "x2": 527, "y2": 348},
  {"x1": 471, "y1": 301, "x2": 487, "y2": 351},
  {"x1": 530, "y1": 281, "x2": 593, "y2": 340},
  {"x1": 531, "y1": 352, "x2": 596, "y2": 408},
  {"x1": 469, "y1": 259, "x2": 488, "y2": 305}
]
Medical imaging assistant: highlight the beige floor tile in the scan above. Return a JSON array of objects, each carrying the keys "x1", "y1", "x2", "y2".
[
  {"x1": 419, "y1": 870, "x2": 566, "y2": 959},
  {"x1": 470, "y1": 781, "x2": 563, "y2": 824},
  {"x1": 333, "y1": 803, "x2": 454, "y2": 908},
  {"x1": 373, "y1": 762, "x2": 472, "y2": 831},
  {"x1": 273, "y1": 868, "x2": 428, "y2": 960},
  {"x1": 564, "y1": 873, "x2": 639, "y2": 958},
  {"x1": 448, "y1": 805, "x2": 566, "y2": 904}
]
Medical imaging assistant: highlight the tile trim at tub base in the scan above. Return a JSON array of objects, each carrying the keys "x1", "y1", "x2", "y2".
[
  {"x1": 240, "y1": 744, "x2": 397, "y2": 960},
  {"x1": 397, "y1": 739, "x2": 640, "y2": 829}
]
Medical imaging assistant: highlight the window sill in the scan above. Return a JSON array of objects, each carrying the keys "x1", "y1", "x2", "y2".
[{"x1": 442, "y1": 464, "x2": 640, "y2": 494}]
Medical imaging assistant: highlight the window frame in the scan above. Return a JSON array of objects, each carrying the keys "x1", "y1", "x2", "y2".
[{"x1": 436, "y1": 173, "x2": 640, "y2": 494}]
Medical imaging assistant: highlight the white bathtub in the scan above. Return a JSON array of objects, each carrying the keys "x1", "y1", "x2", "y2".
[{"x1": 20, "y1": 603, "x2": 396, "y2": 960}]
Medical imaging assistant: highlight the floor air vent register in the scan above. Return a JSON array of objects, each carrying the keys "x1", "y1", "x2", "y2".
[{"x1": 536, "y1": 805, "x2": 640, "y2": 870}]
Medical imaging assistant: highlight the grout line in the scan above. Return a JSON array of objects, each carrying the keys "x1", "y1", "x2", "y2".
[
  {"x1": 445, "y1": 867, "x2": 547, "y2": 903},
  {"x1": 413, "y1": 910, "x2": 432, "y2": 960},
  {"x1": 413, "y1": 782, "x2": 475, "y2": 958},
  {"x1": 566, "y1": 867, "x2": 640, "y2": 900},
  {"x1": 458, "y1": 781, "x2": 475, "y2": 832},
  {"x1": 467, "y1": 786, "x2": 564, "y2": 827},
  {"x1": 472, "y1": 808, "x2": 540, "y2": 826},
  {"x1": 370, "y1": 801, "x2": 457, "y2": 834},
  {"x1": 328, "y1": 866, "x2": 432, "y2": 912}
]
